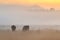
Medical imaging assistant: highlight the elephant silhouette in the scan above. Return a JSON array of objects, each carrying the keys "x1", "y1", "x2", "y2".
[
  {"x1": 22, "y1": 25, "x2": 29, "y2": 31},
  {"x1": 11, "y1": 25, "x2": 16, "y2": 31}
]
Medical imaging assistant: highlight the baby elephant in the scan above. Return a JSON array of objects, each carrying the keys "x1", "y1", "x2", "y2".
[
  {"x1": 11, "y1": 25, "x2": 16, "y2": 31},
  {"x1": 22, "y1": 25, "x2": 29, "y2": 31}
]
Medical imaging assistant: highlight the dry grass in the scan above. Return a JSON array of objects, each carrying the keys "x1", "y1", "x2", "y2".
[{"x1": 0, "y1": 30, "x2": 60, "y2": 40}]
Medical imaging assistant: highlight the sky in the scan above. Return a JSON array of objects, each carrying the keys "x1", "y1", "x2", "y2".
[
  {"x1": 0, "y1": 5, "x2": 60, "y2": 25},
  {"x1": 0, "y1": 0, "x2": 60, "y2": 25},
  {"x1": 0, "y1": 0, "x2": 60, "y2": 9}
]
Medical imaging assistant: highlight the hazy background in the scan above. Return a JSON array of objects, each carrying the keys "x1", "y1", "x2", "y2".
[
  {"x1": 0, "y1": 5, "x2": 60, "y2": 25},
  {"x1": 0, "y1": 5, "x2": 60, "y2": 30}
]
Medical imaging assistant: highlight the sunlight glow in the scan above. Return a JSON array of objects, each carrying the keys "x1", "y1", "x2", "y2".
[{"x1": 0, "y1": 0, "x2": 60, "y2": 9}]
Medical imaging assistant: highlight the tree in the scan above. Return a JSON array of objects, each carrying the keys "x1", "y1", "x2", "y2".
[{"x1": 50, "y1": 8, "x2": 55, "y2": 11}]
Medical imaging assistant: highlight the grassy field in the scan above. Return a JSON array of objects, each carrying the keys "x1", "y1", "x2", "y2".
[{"x1": 0, "y1": 30, "x2": 60, "y2": 40}]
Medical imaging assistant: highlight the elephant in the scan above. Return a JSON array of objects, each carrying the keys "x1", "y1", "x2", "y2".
[
  {"x1": 22, "y1": 25, "x2": 29, "y2": 31},
  {"x1": 11, "y1": 25, "x2": 16, "y2": 31}
]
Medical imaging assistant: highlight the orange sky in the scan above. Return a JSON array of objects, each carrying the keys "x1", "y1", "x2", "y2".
[{"x1": 0, "y1": 0, "x2": 60, "y2": 9}]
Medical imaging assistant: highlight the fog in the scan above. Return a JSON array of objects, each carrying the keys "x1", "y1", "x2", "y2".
[{"x1": 0, "y1": 5, "x2": 60, "y2": 25}]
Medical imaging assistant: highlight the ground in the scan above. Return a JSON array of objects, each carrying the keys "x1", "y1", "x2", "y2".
[{"x1": 0, "y1": 30, "x2": 60, "y2": 40}]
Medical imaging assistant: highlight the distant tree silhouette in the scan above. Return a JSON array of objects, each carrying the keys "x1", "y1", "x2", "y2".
[
  {"x1": 22, "y1": 25, "x2": 29, "y2": 31},
  {"x1": 50, "y1": 8, "x2": 55, "y2": 11},
  {"x1": 11, "y1": 25, "x2": 16, "y2": 31}
]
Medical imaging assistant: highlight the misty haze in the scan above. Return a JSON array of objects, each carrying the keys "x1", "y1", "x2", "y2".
[
  {"x1": 0, "y1": 5, "x2": 60, "y2": 25},
  {"x1": 0, "y1": 3, "x2": 60, "y2": 40}
]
